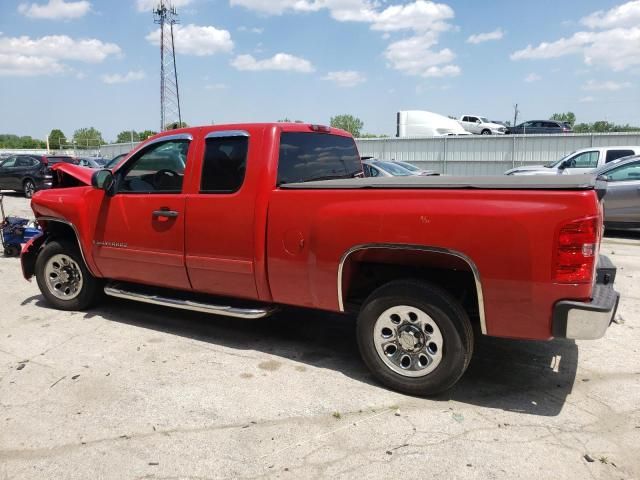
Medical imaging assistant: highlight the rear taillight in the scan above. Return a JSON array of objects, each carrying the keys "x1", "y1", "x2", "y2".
[{"x1": 554, "y1": 216, "x2": 600, "y2": 283}]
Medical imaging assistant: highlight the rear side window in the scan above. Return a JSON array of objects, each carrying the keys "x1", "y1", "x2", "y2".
[
  {"x1": 277, "y1": 132, "x2": 362, "y2": 185},
  {"x1": 606, "y1": 150, "x2": 635, "y2": 163},
  {"x1": 200, "y1": 135, "x2": 248, "y2": 193}
]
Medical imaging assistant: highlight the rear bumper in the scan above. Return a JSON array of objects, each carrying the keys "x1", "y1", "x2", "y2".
[{"x1": 552, "y1": 255, "x2": 619, "y2": 340}]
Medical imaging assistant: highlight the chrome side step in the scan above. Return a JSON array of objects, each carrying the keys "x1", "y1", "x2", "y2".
[{"x1": 104, "y1": 285, "x2": 276, "y2": 319}]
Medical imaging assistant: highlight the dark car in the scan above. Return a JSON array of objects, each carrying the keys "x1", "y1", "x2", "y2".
[
  {"x1": 593, "y1": 155, "x2": 640, "y2": 229},
  {"x1": 0, "y1": 154, "x2": 76, "y2": 198},
  {"x1": 506, "y1": 120, "x2": 573, "y2": 135},
  {"x1": 105, "y1": 152, "x2": 128, "y2": 169}
]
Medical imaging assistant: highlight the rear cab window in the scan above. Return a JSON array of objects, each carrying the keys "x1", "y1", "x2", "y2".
[
  {"x1": 606, "y1": 150, "x2": 635, "y2": 163},
  {"x1": 277, "y1": 132, "x2": 362, "y2": 185}
]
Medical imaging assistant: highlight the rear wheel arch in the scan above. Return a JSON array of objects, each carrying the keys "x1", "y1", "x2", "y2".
[{"x1": 338, "y1": 244, "x2": 486, "y2": 334}]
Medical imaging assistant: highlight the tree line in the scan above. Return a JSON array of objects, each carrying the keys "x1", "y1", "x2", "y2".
[{"x1": 550, "y1": 112, "x2": 640, "y2": 133}]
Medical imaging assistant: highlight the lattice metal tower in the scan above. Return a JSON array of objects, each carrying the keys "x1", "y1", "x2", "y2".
[{"x1": 154, "y1": 1, "x2": 182, "y2": 131}]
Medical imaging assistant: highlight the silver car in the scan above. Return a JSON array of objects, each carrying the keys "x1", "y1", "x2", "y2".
[
  {"x1": 362, "y1": 159, "x2": 414, "y2": 177},
  {"x1": 594, "y1": 155, "x2": 640, "y2": 229},
  {"x1": 392, "y1": 161, "x2": 440, "y2": 176}
]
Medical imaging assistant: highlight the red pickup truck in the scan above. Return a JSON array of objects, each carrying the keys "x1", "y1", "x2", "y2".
[{"x1": 21, "y1": 123, "x2": 619, "y2": 395}]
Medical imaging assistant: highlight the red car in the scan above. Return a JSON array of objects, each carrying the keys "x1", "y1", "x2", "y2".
[{"x1": 21, "y1": 123, "x2": 619, "y2": 395}]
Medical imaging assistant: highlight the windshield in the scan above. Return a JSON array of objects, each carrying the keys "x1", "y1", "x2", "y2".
[
  {"x1": 395, "y1": 161, "x2": 420, "y2": 172},
  {"x1": 480, "y1": 117, "x2": 490, "y2": 123},
  {"x1": 592, "y1": 156, "x2": 639, "y2": 176},
  {"x1": 375, "y1": 161, "x2": 412, "y2": 176},
  {"x1": 545, "y1": 151, "x2": 576, "y2": 168}
]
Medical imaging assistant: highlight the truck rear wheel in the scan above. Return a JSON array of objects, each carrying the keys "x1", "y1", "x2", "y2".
[
  {"x1": 35, "y1": 240, "x2": 101, "y2": 311},
  {"x1": 357, "y1": 279, "x2": 473, "y2": 396}
]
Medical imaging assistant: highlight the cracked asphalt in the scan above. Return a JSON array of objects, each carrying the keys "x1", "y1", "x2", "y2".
[{"x1": 0, "y1": 193, "x2": 639, "y2": 480}]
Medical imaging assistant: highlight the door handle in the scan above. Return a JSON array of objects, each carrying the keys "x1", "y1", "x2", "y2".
[{"x1": 152, "y1": 209, "x2": 179, "y2": 218}]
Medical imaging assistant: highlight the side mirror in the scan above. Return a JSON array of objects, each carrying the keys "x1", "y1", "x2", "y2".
[
  {"x1": 476, "y1": 119, "x2": 482, "y2": 124},
  {"x1": 557, "y1": 159, "x2": 570, "y2": 170},
  {"x1": 91, "y1": 169, "x2": 115, "y2": 195},
  {"x1": 597, "y1": 174, "x2": 610, "y2": 181}
]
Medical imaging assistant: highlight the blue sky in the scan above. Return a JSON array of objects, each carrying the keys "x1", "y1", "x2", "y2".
[{"x1": 1, "y1": 0, "x2": 639, "y2": 141}]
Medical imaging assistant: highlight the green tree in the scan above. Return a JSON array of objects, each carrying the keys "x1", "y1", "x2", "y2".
[
  {"x1": 73, "y1": 127, "x2": 104, "y2": 148},
  {"x1": 550, "y1": 112, "x2": 576, "y2": 126},
  {"x1": 139, "y1": 130, "x2": 158, "y2": 140},
  {"x1": 0, "y1": 134, "x2": 46, "y2": 148},
  {"x1": 330, "y1": 114, "x2": 364, "y2": 137},
  {"x1": 116, "y1": 130, "x2": 140, "y2": 143},
  {"x1": 48, "y1": 129, "x2": 67, "y2": 149}
]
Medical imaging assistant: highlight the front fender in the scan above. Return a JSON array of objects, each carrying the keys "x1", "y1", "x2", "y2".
[{"x1": 20, "y1": 232, "x2": 48, "y2": 280}]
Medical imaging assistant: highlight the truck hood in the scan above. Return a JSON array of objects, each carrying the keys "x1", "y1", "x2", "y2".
[{"x1": 51, "y1": 163, "x2": 94, "y2": 186}]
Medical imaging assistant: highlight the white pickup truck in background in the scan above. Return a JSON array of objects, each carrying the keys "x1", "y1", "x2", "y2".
[
  {"x1": 459, "y1": 115, "x2": 506, "y2": 135},
  {"x1": 505, "y1": 146, "x2": 640, "y2": 175}
]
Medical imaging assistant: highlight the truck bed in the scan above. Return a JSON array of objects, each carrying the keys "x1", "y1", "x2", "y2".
[{"x1": 281, "y1": 175, "x2": 603, "y2": 191}]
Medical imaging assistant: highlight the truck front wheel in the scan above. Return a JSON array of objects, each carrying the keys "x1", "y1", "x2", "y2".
[
  {"x1": 481, "y1": 129, "x2": 491, "y2": 135},
  {"x1": 357, "y1": 280, "x2": 474, "y2": 396},
  {"x1": 35, "y1": 240, "x2": 101, "y2": 311}
]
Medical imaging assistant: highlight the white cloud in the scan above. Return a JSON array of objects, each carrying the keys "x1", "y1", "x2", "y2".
[
  {"x1": 0, "y1": 33, "x2": 121, "y2": 76},
  {"x1": 146, "y1": 24, "x2": 233, "y2": 56},
  {"x1": 238, "y1": 26, "x2": 264, "y2": 33},
  {"x1": 511, "y1": 2, "x2": 640, "y2": 72},
  {"x1": 102, "y1": 70, "x2": 145, "y2": 84},
  {"x1": 231, "y1": 53, "x2": 314, "y2": 72},
  {"x1": 136, "y1": 0, "x2": 192, "y2": 12},
  {"x1": 466, "y1": 28, "x2": 504, "y2": 44},
  {"x1": 524, "y1": 72, "x2": 541, "y2": 82},
  {"x1": 582, "y1": 79, "x2": 631, "y2": 91},
  {"x1": 370, "y1": 1, "x2": 454, "y2": 32},
  {"x1": 323, "y1": 70, "x2": 365, "y2": 87},
  {"x1": 511, "y1": 27, "x2": 640, "y2": 71},
  {"x1": 579, "y1": 96, "x2": 595, "y2": 103},
  {"x1": 231, "y1": 0, "x2": 459, "y2": 79},
  {"x1": 384, "y1": 32, "x2": 459, "y2": 77},
  {"x1": 580, "y1": 0, "x2": 640, "y2": 29},
  {"x1": 0, "y1": 53, "x2": 65, "y2": 76},
  {"x1": 18, "y1": 0, "x2": 90, "y2": 20}
]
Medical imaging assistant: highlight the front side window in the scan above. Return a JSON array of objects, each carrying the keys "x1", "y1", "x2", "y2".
[
  {"x1": 606, "y1": 162, "x2": 640, "y2": 181},
  {"x1": 570, "y1": 151, "x2": 599, "y2": 168},
  {"x1": 277, "y1": 132, "x2": 362, "y2": 185},
  {"x1": 200, "y1": 135, "x2": 248, "y2": 193},
  {"x1": 120, "y1": 139, "x2": 189, "y2": 193}
]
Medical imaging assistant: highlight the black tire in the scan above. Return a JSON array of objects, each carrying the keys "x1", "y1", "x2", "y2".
[
  {"x1": 357, "y1": 279, "x2": 474, "y2": 396},
  {"x1": 481, "y1": 129, "x2": 491, "y2": 135},
  {"x1": 35, "y1": 240, "x2": 102, "y2": 310},
  {"x1": 23, "y1": 179, "x2": 36, "y2": 198},
  {"x1": 4, "y1": 245, "x2": 20, "y2": 256}
]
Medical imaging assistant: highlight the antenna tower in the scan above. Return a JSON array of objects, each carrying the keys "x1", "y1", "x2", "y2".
[{"x1": 153, "y1": 1, "x2": 182, "y2": 131}]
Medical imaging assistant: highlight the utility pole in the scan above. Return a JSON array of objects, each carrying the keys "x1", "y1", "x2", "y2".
[
  {"x1": 513, "y1": 103, "x2": 520, "y2": 127},
  {"x1": 154, "y1": 1, "x2": 182, "y2": 132}
]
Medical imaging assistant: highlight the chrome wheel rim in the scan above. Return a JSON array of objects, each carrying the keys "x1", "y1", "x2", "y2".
[
  {"x1": 44, "y1": 254, "x2": 83, "y2": 300},
  {"x1": 25, "y1": 182, "x2": 35, "y2": 197},
  {"x1": 373, "y1": 305, "x2": 444, "y2": 377}
]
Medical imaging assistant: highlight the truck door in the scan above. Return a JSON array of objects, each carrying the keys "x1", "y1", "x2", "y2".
[
  {"x1": 184, "y1": 130, "x2": 260, "y2": 299},
  {"x1": 564, "y1": 150, "x2": 599, "y2": 174},
  {"x1": 602, "y1": 161, "x2": 640, "y2": 225},
  {"x1": 91, "y1": 134, "x2": 193, "y2": 290},
  {"x1": 0, "y1": 156, "x2": 17, "y2": 189}
]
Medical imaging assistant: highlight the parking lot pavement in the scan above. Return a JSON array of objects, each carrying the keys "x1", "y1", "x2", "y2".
[{"x1": 0, "y1": 193, "x2": 639, "y2": 480}]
